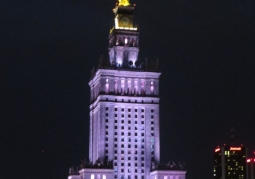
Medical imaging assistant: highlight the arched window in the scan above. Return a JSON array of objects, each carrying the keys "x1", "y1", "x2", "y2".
[
  {"x1": 91, "y1": 174, "x2": 95, "y2": 179},
  {"x1": 105, "y1": 79, "x2": 109, "y2": 94}
]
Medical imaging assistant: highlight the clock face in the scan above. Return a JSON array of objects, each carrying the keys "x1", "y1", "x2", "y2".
[{"x1": 120, "y1": 16, "x2": 131, "y2": 26}]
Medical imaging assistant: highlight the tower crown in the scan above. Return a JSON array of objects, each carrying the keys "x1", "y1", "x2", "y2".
[{"x1": 108, "y1": 2, "x2": 139, "y2": 69}]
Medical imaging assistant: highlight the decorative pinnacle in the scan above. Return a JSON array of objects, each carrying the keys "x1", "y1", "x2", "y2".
[{"x1": 118, "y1": 0, "x2": 130, "y2": 6}]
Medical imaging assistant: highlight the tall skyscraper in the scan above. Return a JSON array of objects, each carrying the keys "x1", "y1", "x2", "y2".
[
  {"x1": 214, "y1": 146, "x2": 247, "y2": 179},
  {"x1": 68, "y1": 1, "x2": 186, "y2": 179}
]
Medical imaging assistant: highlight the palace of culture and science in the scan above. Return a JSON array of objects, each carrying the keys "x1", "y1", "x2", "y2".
[{"x1": 68, "y1": 0, "x2": 186, "y2": 179}]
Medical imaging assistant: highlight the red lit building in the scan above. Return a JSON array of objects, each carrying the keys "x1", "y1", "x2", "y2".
[
  {"x1": 214, "y1": 146, "x2": 247, "y2": 179},
  {"x1": 247, "y1": 157, "x2": 255, "y2": 179}
]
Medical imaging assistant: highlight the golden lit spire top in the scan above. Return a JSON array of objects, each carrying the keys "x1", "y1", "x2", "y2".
[{"x1": 118, "y1": 0, "x2": 130, "y2": 6}]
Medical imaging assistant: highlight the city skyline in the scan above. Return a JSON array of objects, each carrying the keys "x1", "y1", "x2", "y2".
[{"x1": 1, "y1": 0, "x2": 255, "y2": 179}]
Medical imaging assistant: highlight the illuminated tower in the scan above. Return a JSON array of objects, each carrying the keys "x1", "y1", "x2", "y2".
[
  {"x1": 68, "y1": 1, "x2": 186, "y2": 179},
  {"x1": 214, "y1": 146, "x2": 247, "y2": 179},
  {"x1": 89, "y1": 2, "x2": 160, "y2": 179}
]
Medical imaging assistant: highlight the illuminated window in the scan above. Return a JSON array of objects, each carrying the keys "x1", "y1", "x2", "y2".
[
  {"x1": 103, "y1": 175, "x2": 106, "y2": 179},
  {"x1": 91, "y1": 174, "x2": 95, "y2": 179}
]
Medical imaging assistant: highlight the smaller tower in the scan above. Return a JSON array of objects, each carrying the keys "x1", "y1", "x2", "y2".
[{"x1": 108, "y1": 2, "x2": 139, "y2": 68}]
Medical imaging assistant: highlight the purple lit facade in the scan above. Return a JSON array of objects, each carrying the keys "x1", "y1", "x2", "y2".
[{"x1": 68, "y1": 1, "x2": 186, "y2": 179}]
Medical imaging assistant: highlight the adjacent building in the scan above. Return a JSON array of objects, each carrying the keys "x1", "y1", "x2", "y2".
[
  {"x1": 214, "y1": 146, "x2": 247, "y2": 179},
  {"x1": 247, "y1": 155, "x2": 255, "y2": 179}
]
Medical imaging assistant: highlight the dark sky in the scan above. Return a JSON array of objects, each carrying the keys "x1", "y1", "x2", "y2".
[{"x1": 1, "y1": 0, "x2": 255, "y2": 179}]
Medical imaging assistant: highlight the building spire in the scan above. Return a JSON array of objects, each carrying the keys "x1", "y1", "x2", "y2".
[{"x1": 118, "y1": 0, "x2": 130, "y2": 6}]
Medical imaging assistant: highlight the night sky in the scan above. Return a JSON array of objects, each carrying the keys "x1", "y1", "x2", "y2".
[{"x1": 1, "y1": 0, "x2": 255, "y2": 179}]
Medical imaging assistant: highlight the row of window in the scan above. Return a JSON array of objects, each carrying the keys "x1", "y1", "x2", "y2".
[
  {"x1": 106, "y1": 107, "x2": 155, "y2": 113},
  {"x1": 105, "y1": 131, "x2": 154, "y2": 136},
  {"x1": 114, "y1": 174, "x2": 144, "y2": 179}
]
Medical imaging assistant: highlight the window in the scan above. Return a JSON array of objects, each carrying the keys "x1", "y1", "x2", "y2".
[
  {"x1": 115, "y1": 108, "x2": 117, "y2": 111},
  {"x1": 91, "y1": 174, "x2": 95, "y2": 179},
  {"x1": 151, "y1": 121, "x2": 154, "y2": 125},
  {"x1": 128, "y1": 126, "x2": 131, "y2": 130},
  {"x1": 121, "y1": 163, "x2": 124, "y2": 166},
  {"x1": 106, "y1": 137, "x2": 108, "y2": 141},
  {"x1": 128, "y1": 108, "x2": 131, "y2": 112},
  {"x1": 141, "y1": 133, "x2": 144, "y2": 136},
  {"x1": 106, "y1": 131, "x2": 108, "y2": 135},
  {"x1": 121, "y1": 144, "x2": 124, "y2": 148},
  {"x1": 128, "y1": 132, "x2": 131, "y2": 136},
  {"x1": 121, "y1": 126, "x2": 124, "y2": 129},
  {"x1": 115, "y1": 126, "x2": 118, "y2": 129},
  {"x1": 115, "y1": 132, "x2": 117, "y2": 135},
  {"x1": 141, "y1": 151, "x2": 144, "y2": 154},
  {"x1": 135, "y1": 109, "x2": 137, "y2": 112},
  {"x1": 141, "y1": 115, "x2": 144, "y2": 118},
  {"x1": 106, "y1": 125, "x2": 108, "y2": 129},
  {"x1": 121, "y1": 151, "x2": 124, "y2": 154},
  {"x1": 114, "y1": 144, "x2": 117, "y2": 147},
  {"x1": 103, "y1": 175, "x2": 106, "y2": 179},
  {"x1": 135, "y1": 115, "x2": 137, "y2": 118},
  {"x1": 106, "y1": 113, "x2": 108, "y2": 117},
  {"x1": 128, "y1": 163, "x2": 131, "y2": 166},
  {"x1": 128, "y1": 144, "x2": 131, "y2": 148},
  {"x1": 106, "y1": 107, "x2": 109, "y2": 110},
  {"x1": 141, "y1": 163, "x2": 144, "y2": 167},
  {"x1": 122, "y1": 114, "x2": 124, "y2": 118},
  {"x1": 151, "y1": 109, "x2": 154, "y2": 113},
  {"x1": 142, "y1": 109, "x2": 144, "y2": 112},
  {"x1": 121, "y1": 120, "x2": 124, "y2": 123},
  {"x1": 135, "y1": 121, "x2": 137, "y2": 124},
  {"x1": 128, "y1": 157, "x2": 131, "y2": 160},
  {"x1": 114, "y1": 138, "x2": 117, "y2": 142},
  {"x1": 106, "y1": 119, "x2": 108, "y2": 123},
  {"x1": 151, "y1": 133, "x2": 154, "y2": 136},
  {"x1": 141, "y1": 121, "x2": 144, "y2": 124},
  {"x1": 115, "y1": 150, "x2": 117, "y2": 154},
  {"x1": 121, "y1": 132, "x2": 124, "y2": 135},
  {"x1": 141, "y1": 157, "x2": 144, "y2": 161},
  {"x1": 128, "y1": 115, "x2": 131, "y2": 118},
  {"x1": 105, "y1": 150, "x2": 108, "y2": 153},
  {"x1": 128, "y1": 120, "x2": 131, "y2": 124},
  {"x1": 135, "y1": 163, "x2": 137, "y2": 167},
  {"x1": 105, "y1": 144, "x2": 108, "y2": 147},
  {"x1": 151, "y1": 115, "x2": 154, "y2": 119},
  {"x1": 151, "y1": 127, "x2": 154, "y2": 130},
  {"x1": 122, "y1": 108, "x2": 124, "y2": 111},
  {"x1": 115, "y1": 114, "x2": 117, "y2": 117},
  {"x1": 115, "y1": 120, "x2": 117, "y2": 123}
]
